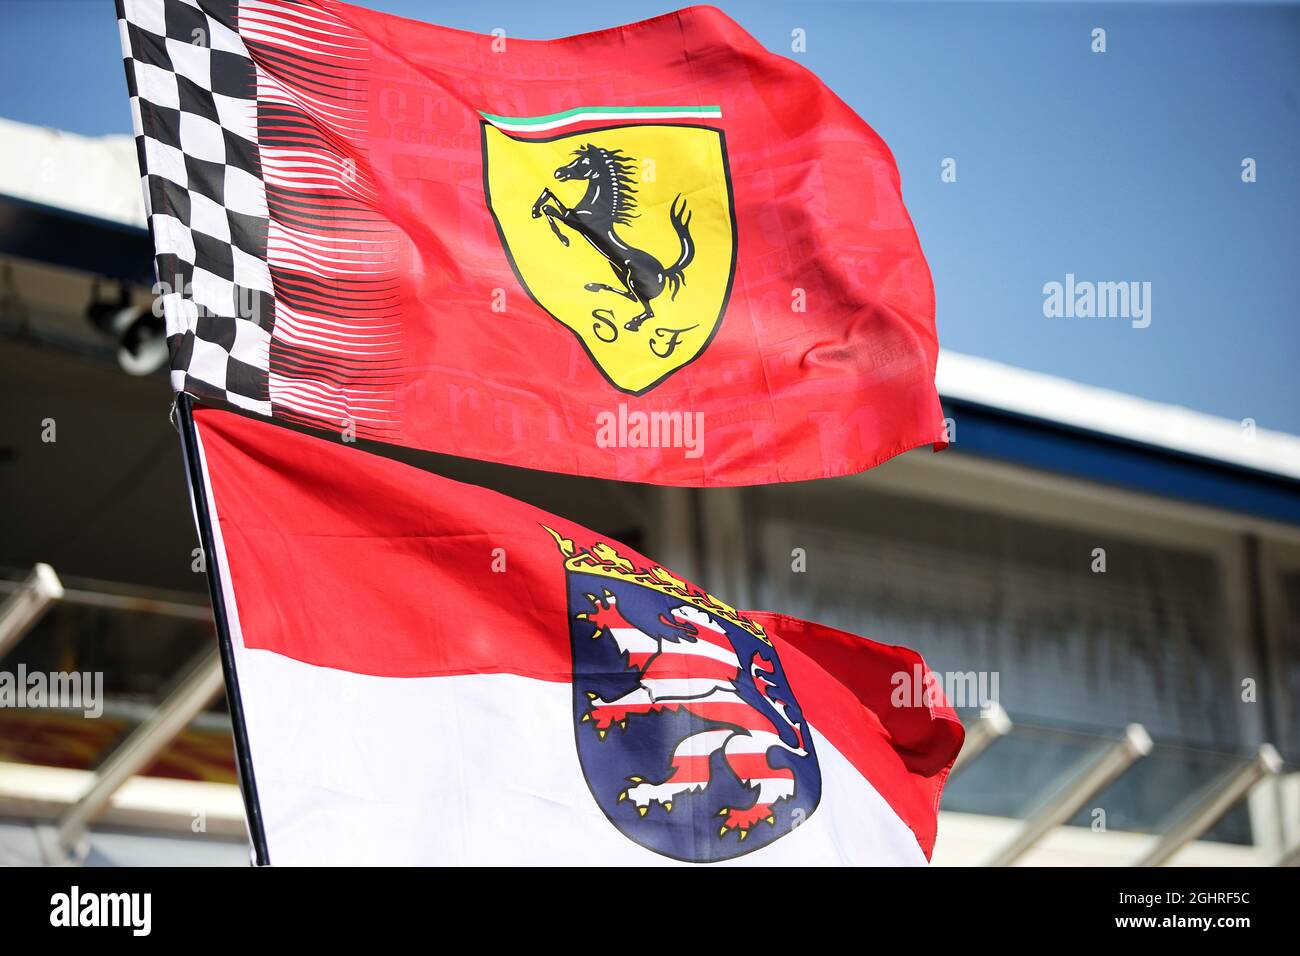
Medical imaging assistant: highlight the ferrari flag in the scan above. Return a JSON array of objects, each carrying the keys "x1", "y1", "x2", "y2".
[
  {"x1": 119, "y1": 0, "x2": 946, "y2": 486},
  {"x1": 191, "y1": 408, "x2": 962, "y2": 864}
]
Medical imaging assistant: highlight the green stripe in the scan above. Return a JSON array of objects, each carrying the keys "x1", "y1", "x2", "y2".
[{"x1": 480, "y1": 105, "x2": 722, "y2": 125}]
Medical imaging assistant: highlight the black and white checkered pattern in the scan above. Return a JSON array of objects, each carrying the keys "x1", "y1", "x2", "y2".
[{"x1": 117, "y1": 0, "x2": 273, "y2": 413}]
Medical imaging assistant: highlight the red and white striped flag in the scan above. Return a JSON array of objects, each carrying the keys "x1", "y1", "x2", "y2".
[{"x1": 190, "y1": 407, "x2": 962, "y2": 864}]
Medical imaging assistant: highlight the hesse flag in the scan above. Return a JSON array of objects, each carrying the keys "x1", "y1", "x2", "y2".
[
  {"x1": 118, "y1": 0, "x2": 946, "y2": 486},
  {"x1": 192, "y1": 408, "x2": 962, "y2": 864}
]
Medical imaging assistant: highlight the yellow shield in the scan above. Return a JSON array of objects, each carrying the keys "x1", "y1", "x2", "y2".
[{"x1": 483, "y1": 122, "x2": 737, "y2": 395}]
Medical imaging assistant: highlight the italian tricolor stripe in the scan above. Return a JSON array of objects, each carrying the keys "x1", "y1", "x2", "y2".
[{"x1": 480, "y1": 105, "x2": 723, "y2": 132}]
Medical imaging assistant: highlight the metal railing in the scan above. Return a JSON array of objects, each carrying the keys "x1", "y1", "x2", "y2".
[
  {"x1": 953, "y1": 710, "x2": 1293, "y2": 866},
  {"x1": 0, "y1": 564, "x2": 231, "y2": 863}
]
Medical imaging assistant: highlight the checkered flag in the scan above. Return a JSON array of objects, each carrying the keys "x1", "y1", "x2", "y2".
[{"x1": 118, "y1": 0, "x2": 273, "y2": 413}]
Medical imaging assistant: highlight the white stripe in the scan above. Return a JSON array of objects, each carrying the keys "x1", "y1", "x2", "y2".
[
  {"x1": 228, "y1": 658, "x2": 927, "y2": 865},
  {"x1": 723, "y1": 731, "x2": 790, "y2": 754},
  {"x1": 265, "y1": 377, "x2": 395, "y2": 424},
  {"x1": 657, "y1": 641, "x2": 739, "y2": 667},
  {"x1": 240, "y1": 1, "x2": 368, "y2": 57},
  {"x1": 640, "y1": 678, "x2": 740, "y2": 700},
  {"x1": 605, "y1": 626, "x2": 740, "y2": 668}
]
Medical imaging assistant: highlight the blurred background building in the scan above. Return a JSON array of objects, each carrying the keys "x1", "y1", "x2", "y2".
[{"x1": 1, "y1": 114, "x2": 1297, "y2": 866}]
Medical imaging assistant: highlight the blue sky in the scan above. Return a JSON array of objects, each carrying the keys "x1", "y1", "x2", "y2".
[{"x1": 3, "y1": 1, "x2": 1298, "y2": 435}]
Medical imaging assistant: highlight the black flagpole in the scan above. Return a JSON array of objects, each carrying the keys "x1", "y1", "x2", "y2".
[{"x1": 174, "y1": 393, "x2": 271, "y2": 866}]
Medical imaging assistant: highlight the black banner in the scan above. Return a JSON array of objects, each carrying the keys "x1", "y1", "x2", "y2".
[{"x1": 0, "y1": 864, "x2": 1283, "y2": 940}]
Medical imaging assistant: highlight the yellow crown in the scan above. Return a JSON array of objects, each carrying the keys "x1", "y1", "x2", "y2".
[{"x1": 543, "y1": 526, "x2": 768, "y2": 642}]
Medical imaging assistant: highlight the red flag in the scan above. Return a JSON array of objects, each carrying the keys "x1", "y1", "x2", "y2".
[
  {"x1": 119, "y1": 0, "x2": 945, "y2": 486},
  {"x1": 192, "y1": 407, "x2": 962, "y2": 864}
]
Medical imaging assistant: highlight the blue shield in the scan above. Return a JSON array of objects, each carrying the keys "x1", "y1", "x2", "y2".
[{"x1": 568, "y1": 570, "x2": 821, "y2": 862}]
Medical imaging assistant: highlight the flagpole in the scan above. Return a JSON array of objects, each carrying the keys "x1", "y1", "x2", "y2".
[{"x1": 174, "y1": 393, "x2": 271, "y2": 866}]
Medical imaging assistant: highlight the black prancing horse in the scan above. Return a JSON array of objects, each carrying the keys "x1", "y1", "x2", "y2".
[{"x1": 530, "y1": 144, "x2": 694, "y2": 332}]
